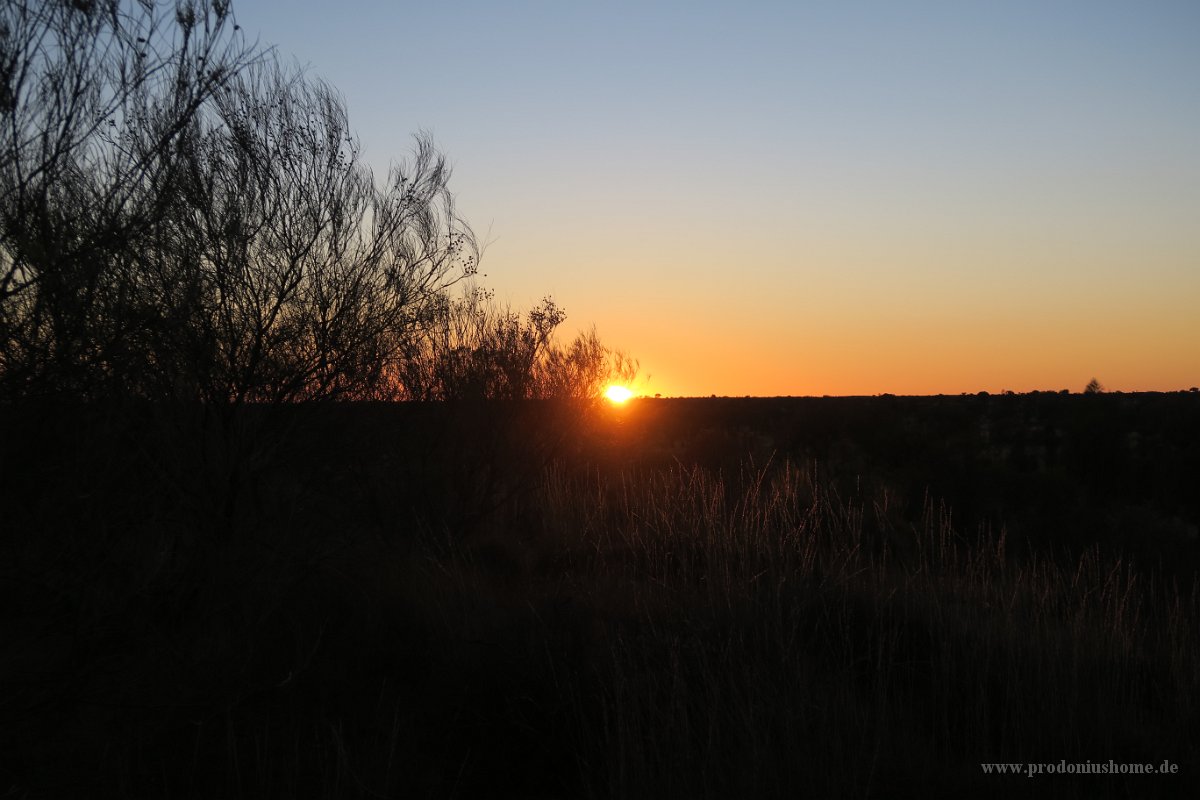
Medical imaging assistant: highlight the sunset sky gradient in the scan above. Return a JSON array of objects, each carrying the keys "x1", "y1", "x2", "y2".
[{"x1": 234, "y1": 0, "x2": 1199, "y2": 396}]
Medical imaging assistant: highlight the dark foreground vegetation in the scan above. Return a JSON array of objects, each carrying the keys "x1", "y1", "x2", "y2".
[
  {"x1": 2, "y1": 2, "x2": 1196, "y2": 797},
  {"x1": 3, "y1": 393, "x2": 1198, "y2": 798}
]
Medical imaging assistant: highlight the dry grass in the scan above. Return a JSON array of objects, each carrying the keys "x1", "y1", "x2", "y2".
[{"x1": 2, "y1": 404, "x2": 1197, "y2": 798}]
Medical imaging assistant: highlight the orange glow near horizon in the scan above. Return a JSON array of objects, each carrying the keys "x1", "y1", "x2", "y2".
[
  {"x1": 604, "y1": 384, "x2": 634, "y2": 404},
  {"x1": 578, "y1": 293, "x2": 1200, "y2": 399},
  {"x1": 229, "y1": 0, "x2": 1199, "y2": 402}
]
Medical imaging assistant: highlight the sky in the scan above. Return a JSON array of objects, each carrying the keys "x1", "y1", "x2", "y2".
[{"x1": 231, "y1": 0, "x2": 1200, "y2": 397}]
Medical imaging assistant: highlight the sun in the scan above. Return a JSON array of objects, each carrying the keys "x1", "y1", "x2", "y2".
[{"x1": 604, "y1": 384, "x2": 633, "y2": 404}]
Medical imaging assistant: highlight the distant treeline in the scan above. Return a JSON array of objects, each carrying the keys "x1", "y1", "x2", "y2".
[{"x1": 575, "y1": 393, "x2": 1200, "y2": 574}]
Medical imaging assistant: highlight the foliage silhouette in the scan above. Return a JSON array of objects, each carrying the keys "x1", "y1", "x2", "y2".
[
  {"x1": 401, "y1": 285, "x2": 636, "y2": 402},
  {"x1": 1, "y1": 0, "x2": 258, "y2": 400},
  {"x1": 0, "y1": 0, "x2": 624, "y2": 414},
  {"x1": 0, "y1": 1, "x2": 493, "y2": 406}
]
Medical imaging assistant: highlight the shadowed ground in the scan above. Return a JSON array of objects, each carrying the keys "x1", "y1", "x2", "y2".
[{"x1": 1, "y1": 393, "x2": 1197, "y2": 798}]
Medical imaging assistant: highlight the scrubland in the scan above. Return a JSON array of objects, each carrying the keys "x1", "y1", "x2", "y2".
[{"x1": 2, "y1": 394, "x2": 1197, "y2": 798}]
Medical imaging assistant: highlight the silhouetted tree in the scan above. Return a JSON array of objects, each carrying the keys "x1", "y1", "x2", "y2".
[
  {"x1": 1, "y1": 0, "x2": 622, "y2": 409},
  {"x1": 138, "y1": 62, "x2": 477, "y2": 405},
  {"x1": 0, "y1": 0, "x2": 486, "y2": 534},
  {"x1": 0, "y1": 0, "x2": 259, "y2": 400},
  {"x1": 1085, "y1": 378, "x2": 1104, "y2": 394},
  {"x1": 0, "y1": 1, "x2": 482, "y2": 405},
  {"x1": 401, "y1": 286, "x2": 635, "y2": 401},
  {"x1": 535, "y1": 323, "x2": 637, "y2": 400}
]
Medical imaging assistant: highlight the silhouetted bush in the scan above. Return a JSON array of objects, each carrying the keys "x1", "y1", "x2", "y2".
[
  {"x1": 2, "y1": 1, "x2": 254, "y2": 401},
  {"x1": 1, "y1": 2, "x2": 487, "y2": 406}
]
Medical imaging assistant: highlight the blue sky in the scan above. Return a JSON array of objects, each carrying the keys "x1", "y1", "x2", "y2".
[{"x1": 231, "y1": 0, "x2": 1200, "y2": 395}]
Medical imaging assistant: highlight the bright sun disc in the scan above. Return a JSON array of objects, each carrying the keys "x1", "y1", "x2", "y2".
[{"x1": 604, "y1": 385, "x2": 633, "y2": 404}]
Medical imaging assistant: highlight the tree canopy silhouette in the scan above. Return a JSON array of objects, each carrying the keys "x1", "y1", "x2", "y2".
[
  {"x1": 0, "y1": 1, "x2": 483, "y2": 404},
  {"x1": 1, "y1": 0, "x2": 626, "y2": 406}
]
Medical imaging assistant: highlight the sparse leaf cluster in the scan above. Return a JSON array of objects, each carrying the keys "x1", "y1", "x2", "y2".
[{"x1": 400, "y1": 286, "x2": 636, "y2": 401}]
